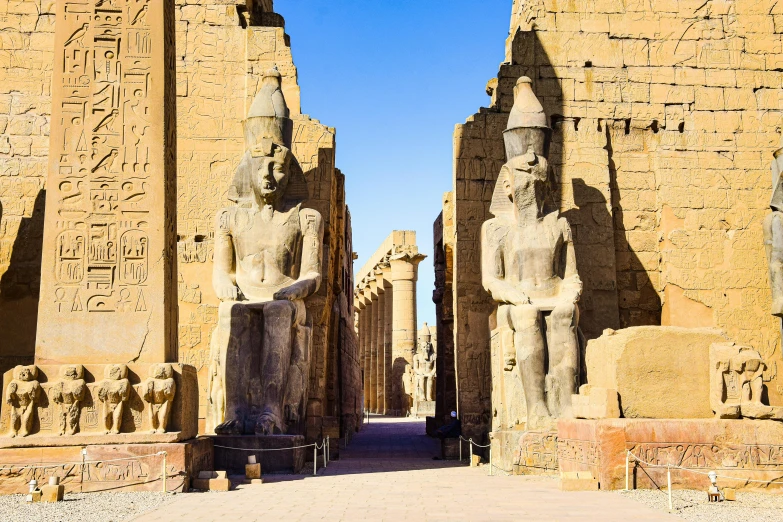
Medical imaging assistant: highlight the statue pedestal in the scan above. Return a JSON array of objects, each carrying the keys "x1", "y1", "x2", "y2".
[
  {"x1": 0, "y1": 438, "x2": 212, "y2": 494},
  {"x1": 413, "y1": 400, "x2": 434, "y2": 418},
  {"x1": 558, "y1": 418, "x2": 783, "y2": 491},
  {"x1": 211, "y1": 435, "x2": 306, "y2": 474}
]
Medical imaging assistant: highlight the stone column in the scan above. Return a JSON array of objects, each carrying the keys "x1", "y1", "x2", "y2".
[
  {"x1": 390, "y1": 253, "x2": 425, "y2": 416},
  {"x1": 381, "y1": 264, "x2": 394, "y2": 415},
  {"x1": 355, "y1": 296, "x2": 366, "y2": 413},
  {"x1": 362, "y1": 286, "x2": 374, "y2": 412},
  {"x1": 367, "y1": 281, "x2": 379, "y2": 413},
  {"x1": 373, "y1": 270, "x2": 386, "y2": 414},
  {"x1": 37, "y1": 0, "x2": 178, "y2": 364}
]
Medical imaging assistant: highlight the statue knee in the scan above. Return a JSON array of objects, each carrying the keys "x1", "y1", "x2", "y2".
[
  {"x1": 264, "y1": 300, "x2": 297, "y2": 321},
  {"x1": 510, "y1": 305, "x2": 539, "y2": 330},
  {"x1": 551, "y1": 303, "x2": 576, "y2": 330}
]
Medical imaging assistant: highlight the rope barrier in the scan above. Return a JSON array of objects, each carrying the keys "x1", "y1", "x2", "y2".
[
  {"x1": 626, "y1": 450, "x2": 783, "y2": 485},
  {"x1": 213, "y1": 443, "x2": 317, "y2": 452}
]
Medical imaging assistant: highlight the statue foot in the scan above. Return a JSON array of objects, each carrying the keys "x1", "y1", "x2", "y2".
[
  {"x1": 741, "y1": 403, "x2": 773, "y2": 419},
  {"x1": 8, "y1": 432, "x2": 16, "y2": 438},
  {"x1": 526, "y1": 402, "x2": 554, "y2": 431},
  {"x1": 255, "y1": 411, "x2": 282, "y2": 436},
  {"x1": 715, "y1": 404, "x2": 741, "y2": 419},
  {"x1": 214, "y1": 419, "x2": 244, "y2": 436}
]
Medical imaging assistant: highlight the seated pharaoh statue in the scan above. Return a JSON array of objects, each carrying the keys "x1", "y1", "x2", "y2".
[
  {"x1": 208, "y1": 68, "x2": 324, "y2": 436},
  {"x1": 481, "y1": 77, "x2": 582, "y2": 430}
]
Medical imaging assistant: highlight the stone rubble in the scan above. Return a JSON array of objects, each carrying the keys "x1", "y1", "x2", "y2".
[{"x1": 619, "y1": 488, "x2": 783, "y2": 522}]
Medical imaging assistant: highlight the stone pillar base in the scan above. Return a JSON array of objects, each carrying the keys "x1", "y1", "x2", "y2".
[
  {"x1": 212, "y1": 435, "x2": 305, "y2": 474},
  {"x1": 0, "y1": 438, "x2": 212, "y2": 494},
  {"x1": 413, "y1": 400, "x2": 435, "y2": 418},
  {"x1": 558, "y1": 418, "x2": 783, "y2": 491}
]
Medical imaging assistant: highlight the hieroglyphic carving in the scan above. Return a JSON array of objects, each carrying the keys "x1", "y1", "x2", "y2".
[
  {"x1": 50, "y1": 365, "x2": 87, "y2": 436},
  {"x1": 142, "y1": 363, "x2": 176, "y2": 434},
  {"x1": 515, "y1": 431, "x2": 559, "y2": 471},
  {"x1": 36, "y1": 0, "x2": 175, "y2": 364},
  {"x1": 628, "y1": 442, "x2": 783, "y2": 471},
  {"x1": 557, "y1": 438, "x2": 600, "y2": 468},
  {"x1": 5, "y1": 366, "x2": 41, "y2": 438}
]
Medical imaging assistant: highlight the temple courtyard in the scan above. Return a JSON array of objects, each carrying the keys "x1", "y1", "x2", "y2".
[{"x1": 1, "y1": 416, "x2": 781, "y2": 521}]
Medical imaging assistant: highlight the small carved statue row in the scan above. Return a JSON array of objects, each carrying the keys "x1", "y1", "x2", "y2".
[{"x1": 5, "y1": 363, "x2": 176, "y2": 438}]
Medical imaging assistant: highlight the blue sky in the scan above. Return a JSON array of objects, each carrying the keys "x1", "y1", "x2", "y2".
[{"x1": 275, "y1": 0, "x2": 512, "y2": 327}]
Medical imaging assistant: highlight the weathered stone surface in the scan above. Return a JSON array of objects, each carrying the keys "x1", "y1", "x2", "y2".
[
  {"x1": 36, "y1": 0, "x2": 178, "y2": 366},
  {"x1": 0, "y1": 363, "x2": 198, "y2": 445},
  {"x1": 585, "y1": 327, "x2": 729, "y2": 419},
  {"x1": 558, "y1": 418, "x2": 783, "y2": 491},
  {"x1": 572, "y1": 384, "x2": 620, "y2": 420},
  {"x1": 710, "y1": 343, "x2": 783, "y2": 420},
  {"x1": 0, "y1": 437, "x2": 212, "y2": 494},
  {"x1": 483, "y1": 78, "x2": 582, "y2": 431},
  {"x1": 208, "y1": 68, "x2": 323, "y2": 437},
  {"x1": 212, "y1": 435, "x2": 305, "y2": 474}
]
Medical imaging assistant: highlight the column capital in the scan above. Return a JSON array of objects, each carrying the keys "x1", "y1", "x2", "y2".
[
  {"x1": 390, "y1": 252, "x2": 426, "y2": 282},
  {"x1": 374, "y1": 268, "x2": 389, "y2": 292}
]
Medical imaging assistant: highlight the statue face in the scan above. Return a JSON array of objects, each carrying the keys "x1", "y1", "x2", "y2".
[
  {"x1": 252, "y1": 154, "x2": 289, "y2": 201},
  {"x1": 15, "y1": 366, "x2": 36, "y2": 382},
  {"x1": 108, "y1": 364, "x2": 126, "y2": 380},
  {"x1": 63, "y1": 365, "x2": 82, "y2": 380}
]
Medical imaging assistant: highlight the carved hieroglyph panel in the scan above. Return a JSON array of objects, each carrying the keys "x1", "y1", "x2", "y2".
[{"x1": 36, "y1": 0, "x2": 176, "y2": 364}]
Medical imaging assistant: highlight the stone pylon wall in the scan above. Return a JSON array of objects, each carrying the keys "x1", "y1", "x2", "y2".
[
  {"x1": 446, "y1": 0, "x2": 783, "y2": 445},
  {"x1": 354, "y1": 231, "x2": 424, "y2": 417},
  {"x1": 0, "y1": 1, "x2": 360, "y2": 440}
]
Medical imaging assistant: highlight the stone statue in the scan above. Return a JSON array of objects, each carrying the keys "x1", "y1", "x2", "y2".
[
  {"x1": 764, "y1": 133, "x2": 783, "y2": 325},
  {"x1": 51, "y1": 365, "x2": 87, "y2": 436},
  {"x1": 413, "y1": 323, "x2": 436, "y2": 402},
  {"x1": 210, "y1": 67, "x2": 324, "y2": 436},
  {"x1": 481, "y1": 77, "x2": 582, "y2": 430},
  {"x1": 97, "y1": 364, "x2": 131, "y2": 434},
  {"x1": 5, "y1": 365, "x2": 40, "y2": 438},
  {"x1": 143, "y1": 363, "x2": 176, "y2": 434},
  {"x1": 206, "y1": 330, "x2": 226, "y2": 434},
  {"x1": 710, "y1": 343, "x2": 783, "y2": 420}
]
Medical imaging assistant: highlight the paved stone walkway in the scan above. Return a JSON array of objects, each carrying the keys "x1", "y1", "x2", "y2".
[{"x1": 132, "y1": 416, "x2": 676, "y2": 521}]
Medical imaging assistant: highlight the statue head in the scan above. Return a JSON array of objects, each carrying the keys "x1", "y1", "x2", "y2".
[
  {"x1": 229, "y1": 67, "x2": 307, "y2": 208},
  {"x1": 420, "y1": 322, "x2": 432, "y2": 343},
  {"x1": 150, "y1": 363, "x2": 173, "y2": 380},
  {"x1": 105, "y1": 364, "x2": 128, "y2": 381},
  {"x1": 13, "y1": 365, "x2": 38, "y2": 382},
  {"x1": 61, "y1": 364, "x2": 84, "y2": 381},
  {"x1": 502, "y1": 150, "x2": 550, "y2": 216},
  {"x1": 491, "y1": 78, "x2": 555, "y2": 220}
]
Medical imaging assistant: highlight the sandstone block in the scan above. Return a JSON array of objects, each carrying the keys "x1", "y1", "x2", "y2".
[
  {"x1": 40, "y1": 483, "x2": 64, "y2": 502},
  {"x1": 245, "y1": 463, "x2": 261, "y2": 480},
  {"x1": 585, "y1": 327, "x2": 729, "y2": 418},
  {"x1": 723, "y1": 487, "x2": 736, "y2": 501},
  {"x1": 572, "y1": 384, "x2": 620, "y2": 419}
]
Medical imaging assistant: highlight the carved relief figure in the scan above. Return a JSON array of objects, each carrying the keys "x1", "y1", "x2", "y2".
[
  {"x1": 97, "y1": 364, "x2": 131, "y2": 434},
  {"x1": 765, "y1": 133, "x2": 783, "y2": 334},
  {"x1": 206, "y1": 329, "x2": 225, "y2": 434},
  {"x1": 710, "y1": 343, "x2": 783, "y2": 420},
  {"x1": 143, "y1": 363, "x2": 176, "y2": 434},
  {"x1": 481, "y1": 78, "x2": 582, "y2": 430},
  {"x1": 5, "y1": 365, "x2": 41, "y2": 438},
  {"x1": 413, "y1": 324, "x2": 436, "y2": 402},
  {"x1": 51, "y1": 365, "x2": 87, "y2": 436},
  {"x1": 210, "y1": 68, "x2": 324, "y2": 436}
]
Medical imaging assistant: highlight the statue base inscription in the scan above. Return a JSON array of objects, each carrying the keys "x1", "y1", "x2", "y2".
[
  {"x1": 0, "y1": 438, "x2": 213, "y2": 494},
  {"x1": 558, "y1": 418, "x2": 783, "y2": 491},
  {"x1": 212, "y1": 435, "x2": 305, "y2": 474}
]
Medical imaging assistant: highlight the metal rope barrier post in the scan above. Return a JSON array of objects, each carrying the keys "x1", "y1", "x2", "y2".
[
  {"x1": 162, "y1": 452, "x2": 167, "y2": 493},
  {"x1": 667, "y1": 465, "x2": 672, "y2": 511},
  {"x1": 489, "y1": 446, "x2": 492, "y2": 476},
  {"x1": 624, "y1": 451, "x2": 630, "y2": 491},
  {"x1": 459, "y1": 437, "x2": 462, "y2": 461},
  {"x1": 313, "y1": 444, "x2": 317, "y2": 476},
  {"x1": 327, "y1": 436, "x2": 330, "y2": 464},
  {"x1": 323, "y1": 439, "x2": 327, "y2": 468},
  {"x1": 469, "y1": 438, "x2": 473, "y2": 466}
]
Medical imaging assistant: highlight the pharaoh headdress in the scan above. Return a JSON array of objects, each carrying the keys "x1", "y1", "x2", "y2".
[
  {"x1": 228, "y1": 67, "x2": 308, "y2": 207},
  {"x1": 490, "y1": 77, "x2": 554, "y2": 218}
]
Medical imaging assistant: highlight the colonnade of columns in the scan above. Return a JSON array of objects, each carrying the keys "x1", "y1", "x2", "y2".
[{"x1": 354, "y1": 232, "x2": 424, "y2": 416}]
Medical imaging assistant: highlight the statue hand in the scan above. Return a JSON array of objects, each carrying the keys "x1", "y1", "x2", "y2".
[
  {"x1": 505, "y1": 289, "x2": 530, "y2": 305},
  {"x1": 273, "y1": 285, "x2": 299, "y2": 301},
  {"x1": 215, "y1": 282, "x2": 238, "y2": 301},
  {"x1": 504, "y1": 353, "x2": 516, "y2": 371}
]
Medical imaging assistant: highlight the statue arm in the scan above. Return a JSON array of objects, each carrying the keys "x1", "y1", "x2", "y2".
[
  {"x1": 213, "y1": 209, "x2": 238, "y2": 301},
  {"x1": 274, "y1": 209, "x2": 324, "y2": 301},
  {"x1": 560, "y1": 218, "x2": 582, "y2": 303},
  {"x1": 481, "y1": 220, "x2": 529, "y2": 304},
  {"x1": 5, "y1": 382, "x2": 16, "y2": 403}
]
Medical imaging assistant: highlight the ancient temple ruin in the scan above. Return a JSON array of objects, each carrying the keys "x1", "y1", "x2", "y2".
[{"x1": 353, "y1": 231, "x2": 424, "y2": 417}]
